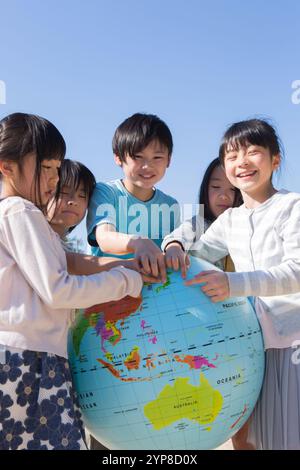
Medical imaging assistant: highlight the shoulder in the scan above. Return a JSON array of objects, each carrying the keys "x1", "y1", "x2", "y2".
[
  {"x1": 0, "y1": 196, "x2": 56, "y2": 242},
  {"x1": 270, "y1": 190, "x2": 300, "y2": 214},
  {"x1": 154, "y1": 188, "x2": 179, "y2": 206},
  {"x1": 93, "y1": 180, "x2": 120, "y2": 193},
  {"x1": 90, "y1": 180, "x2": 121, "y2": 204},
  {"x1": 276, "y1": 189, "x2": 300, "y2": 204},
  {"x1": 273, "y1": 190, "x2": 300, "y2": 223},
  {"x1": 0, "y1": 196, "x2": 41, "y2": 218}
]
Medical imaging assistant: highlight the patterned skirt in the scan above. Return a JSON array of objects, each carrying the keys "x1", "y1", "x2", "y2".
[{"x1": 0, "y1": 346, "x2": 87, "y2": 450}]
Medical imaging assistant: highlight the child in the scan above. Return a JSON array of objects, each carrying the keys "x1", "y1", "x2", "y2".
[
  {"x1": 181, "y1": 157, "x2": 242, "y2": 271},
  {"x1": 47, "y1": 158, "x2": 138, "y2": 451},
  {"x1": 162, "y1": 157, "x2": 245, "y2": 449},
  {"x1": 47, "y1": 159, "x2": 96, "y2": 241},
  {"x1": 162, "y1": 119, "x2": 300, "y2": 450},
  {"x1": 47, "y1": 159, "x2": 153, "y2": 278},
  {"x1": 47, "y1": 159, "x2": 159, "y2": 451},
  {"x1": 0, "y1": 113, "x2": 143, "y2": 450},
  {"x1": 87, "y1": 113, "x2": 181, "y2": 283}
]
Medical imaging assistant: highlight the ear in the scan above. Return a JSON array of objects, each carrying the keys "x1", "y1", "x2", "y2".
[
  {"x1": 272, "y1": 154, "x2": 281, "y2": 170},
  {"x1": 167, "y1": 155, "x2": 171, "y2": 168},
  {"x1": 114, "y1": 154, "x2": 123, "y2": 167},
  {"x1": 0, "y1": 160, "x2": 16, "y2": 177}
]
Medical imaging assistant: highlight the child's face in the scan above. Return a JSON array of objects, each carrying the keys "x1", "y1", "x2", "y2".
[
  {"x1": 114, "y1": 140, "x2": 170, "y2": 192},
  {"x1": 223, "y1": 144, "x2": 280, "y2": 195},
  {"x1": 47, "y1": 184, "x2": 88, "y2": 231},
  {"x1": 1, "y1": 152, "x2": 60, "y2": 206},
  {"x1": 208, "y1": 165, "x2": 236, "y2": 218}
]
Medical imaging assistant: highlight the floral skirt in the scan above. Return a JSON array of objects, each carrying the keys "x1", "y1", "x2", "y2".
[{"x1": 0, "y1": 347, "x2": 87, "y2": 450}]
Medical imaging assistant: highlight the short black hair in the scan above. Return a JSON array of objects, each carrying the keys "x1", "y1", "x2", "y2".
[
  {"x1": 219, "y1": 119, "x2": 283, "y2": 165},
  {"x1": 55, "y1": 159, "x2": 96, "y2": 203},
  {"x1": 112, "y1": 113, "x2": 173, "y2": 161},
  {"x1": 198, "y1": 158, "x2": 242, "y2": 223}
]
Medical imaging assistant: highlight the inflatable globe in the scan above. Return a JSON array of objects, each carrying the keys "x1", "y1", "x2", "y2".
[{"x1": 68, "y1": 256, "x2": 265, "y2": 450}]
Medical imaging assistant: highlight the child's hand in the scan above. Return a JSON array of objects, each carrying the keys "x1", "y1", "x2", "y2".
[
  {"x1": 121, "y1": 258, "x2": 141, "y2": 272},
  {"x1": 184, "y1": 270, "x2": 229, "y2": 302},
  {"x1": 164, "y1": 242, "x2": 190, "y2": 279},
  {"x1": 129, "y1": 238, "x2": 167, "y2": 283},
  {"x1": 140, "y1": 273, "x2": 164, "y2": 284},
  {"x1": 121, "y1": 258, "x2": 163, "y2": 284}
]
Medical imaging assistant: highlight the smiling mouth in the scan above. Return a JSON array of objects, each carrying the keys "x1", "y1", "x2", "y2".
[
  {"x1": 139, "y1": 174, "x2": 155, "y2": 179},
  {"x1": 237, "y1": 170, "x2": 257, "y2": 178}
]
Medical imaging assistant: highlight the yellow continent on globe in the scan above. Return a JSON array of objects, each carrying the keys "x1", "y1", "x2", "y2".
[{"x1": 144, "y1": 373, "x2": 223, "y2": 430}]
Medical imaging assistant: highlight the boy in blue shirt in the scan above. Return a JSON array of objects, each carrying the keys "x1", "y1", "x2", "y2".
[{"x1": 87, "y1": 113, "x2": 181, "y2": 282}]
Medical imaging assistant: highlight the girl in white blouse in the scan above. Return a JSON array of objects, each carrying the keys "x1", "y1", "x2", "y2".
[
  {"x1": 0, "y1": 113, "x2": 143, "y2": 450},
  {"x1": 162, "y1": 119, "x2": 300, "y2": 450}
]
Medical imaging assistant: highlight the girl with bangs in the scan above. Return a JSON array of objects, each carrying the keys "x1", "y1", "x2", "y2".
[
  {"x1": 162, "y1": 119, "x2": 300, "y2": 450},
  {"x1": 46, "y1": 158, "x2": 160, "y2": 451},
  {"x1": 47, "y1": 159, "x2": 96, "y2": 242},
  {"x1": 47, "y1": 159, "x2": 152, "y2": 276},
  {"x1": 0, "y1": 113, "x2": 144, "y2": 450}
]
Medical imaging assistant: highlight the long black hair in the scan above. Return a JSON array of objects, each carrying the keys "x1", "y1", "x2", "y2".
[
  {"x1": 0, "y1": 112, "x2": 66, "y2": 211},
  {"x1": 198, "y1": 158, "x2": 242, "y2": 223}
]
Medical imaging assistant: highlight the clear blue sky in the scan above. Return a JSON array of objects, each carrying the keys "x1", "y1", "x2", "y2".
[{"x1": 1, "y1": 0, "x2": 300, "y2": 243}]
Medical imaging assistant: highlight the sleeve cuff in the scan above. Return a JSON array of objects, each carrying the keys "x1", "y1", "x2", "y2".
[
  {"x1": 161, "y1": 236, "x2": 187, "y2": 253},
  {"x1": 112, "y1": 266, "x2": 143, "y2": 298},
  {"x1": 227, "y1": 272, "x2": 248, "y2": 297}
]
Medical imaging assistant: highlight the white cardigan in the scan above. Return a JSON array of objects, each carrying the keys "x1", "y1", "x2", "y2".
[
  {"x1": 162, "y1": 190, "x2": 300, "y2": 348},
  {"x1": 0, "y1": 197, "x2": 142, "y2": 357}
]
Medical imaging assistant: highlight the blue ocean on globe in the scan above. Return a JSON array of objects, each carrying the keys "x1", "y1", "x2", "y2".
[{"x1": 68, "y1": 256, "x2": 265, "y2": 450}]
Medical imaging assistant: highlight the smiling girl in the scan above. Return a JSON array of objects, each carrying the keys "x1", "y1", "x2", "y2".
[
  {"x1": 0, "y1": 113, "x2": 143, "y2": 450},
  {"x1": 162, "y1": 119, "x2": 300, "y2": 450}
]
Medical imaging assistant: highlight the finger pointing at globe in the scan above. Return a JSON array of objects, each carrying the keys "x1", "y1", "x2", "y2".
[{"x1": 184, "y1": 270, "x2": 230, "y2": 302}]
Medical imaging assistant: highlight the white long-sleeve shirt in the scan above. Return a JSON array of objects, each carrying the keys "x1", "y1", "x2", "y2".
[
  {"x1": 162, "y1": 190, "x2": 300, "y2": 348},
  {"x1": 0, "y1": 197, "x2": 143, "y2": 357}
]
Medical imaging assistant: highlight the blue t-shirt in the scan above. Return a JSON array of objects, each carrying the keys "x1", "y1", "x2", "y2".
[{"x1": 87, "y1": 179, "x2": 181, "y2": 258}]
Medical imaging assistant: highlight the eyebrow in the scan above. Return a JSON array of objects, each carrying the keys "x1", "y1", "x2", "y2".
[{"x1": 135, "y1": 151, "x2": 167, "y2": 155}]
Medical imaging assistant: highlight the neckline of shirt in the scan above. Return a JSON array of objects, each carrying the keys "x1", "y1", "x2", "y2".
[
  {"x1": 240, "y1": 189, "x2": 288, "y2": 214},
  {"x1": 116, "y1": 179, "x2": 158, "y2": 204}
]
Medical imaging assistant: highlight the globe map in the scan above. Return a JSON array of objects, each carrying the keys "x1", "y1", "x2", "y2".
[{"x1": 68, "y1": 256, "x2": 265, "y2": 450}]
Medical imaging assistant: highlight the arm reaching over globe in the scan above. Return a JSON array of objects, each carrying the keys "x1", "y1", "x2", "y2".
[{"x1": 162, "y1": 213, "x2": 229, "y2": 290}]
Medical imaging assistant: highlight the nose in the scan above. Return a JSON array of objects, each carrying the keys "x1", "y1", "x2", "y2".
[
  {"x1": 49, "y1": 168, "x2": 60, "y2": 188},
  {"x1": 237, "y1": 153, "x2": 249, "y2": 166},
  {"x1": 141, "y1": 158, "x2": 154, "y2": 169},
  {"x1": 67, "y1": 198, "x2": 78, "y2": 206},
  {"x1": 219, "y1": 191, "x2": 230, "y2": 201}
]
